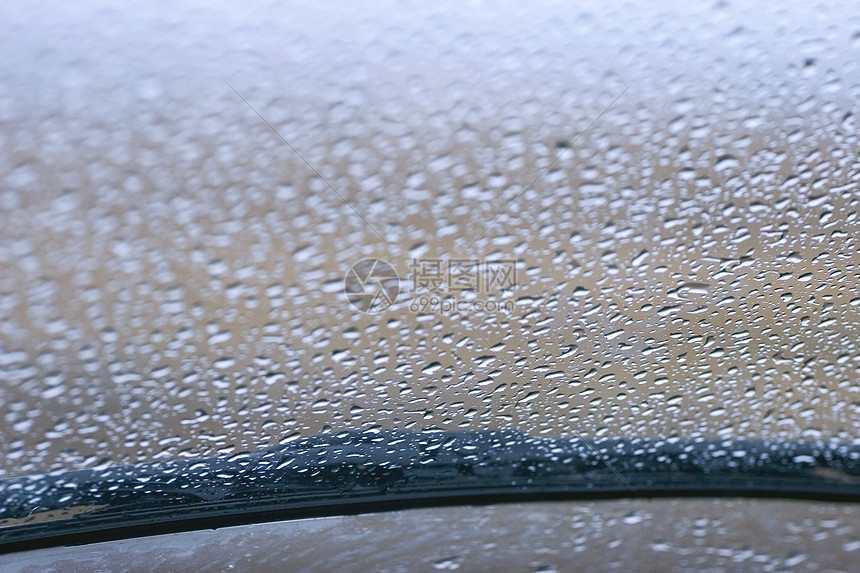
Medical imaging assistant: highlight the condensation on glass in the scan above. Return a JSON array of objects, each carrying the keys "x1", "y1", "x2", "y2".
[{"x1": 1, "y1": 0, "x2": 859, "y2": 478}]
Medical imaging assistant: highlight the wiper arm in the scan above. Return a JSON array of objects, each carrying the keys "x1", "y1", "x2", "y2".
[{"x1": 1, "y1": 430, "x2": 859, "y2": 553}]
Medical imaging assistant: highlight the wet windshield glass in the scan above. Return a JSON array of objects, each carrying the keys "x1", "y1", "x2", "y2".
[{"x1": 1, "y1": 0, "x2": 859, "y2": 543}]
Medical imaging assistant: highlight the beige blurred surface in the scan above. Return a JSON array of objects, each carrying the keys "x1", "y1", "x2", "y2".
[{"x1": 1, "y1": 0, "x2": 860, "y2": 477}]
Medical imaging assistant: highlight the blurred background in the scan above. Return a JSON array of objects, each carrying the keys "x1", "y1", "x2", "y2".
[{"x1": 1, "y1": 0, "x2": 859, "y2": 477}]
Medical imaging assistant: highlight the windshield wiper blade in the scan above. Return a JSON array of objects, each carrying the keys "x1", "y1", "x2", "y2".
[{"x1": 2, "y1": 430, "x2": 859, "y2": 553}]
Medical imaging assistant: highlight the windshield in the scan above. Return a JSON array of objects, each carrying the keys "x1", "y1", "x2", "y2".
[{"x1": 1, "y1": 0, "x2": 860, "y2": 551}]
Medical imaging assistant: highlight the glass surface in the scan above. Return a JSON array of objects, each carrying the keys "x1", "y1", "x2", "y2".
[{"x1": 1, "y1": 0, "x2": 859, "y2": 542}]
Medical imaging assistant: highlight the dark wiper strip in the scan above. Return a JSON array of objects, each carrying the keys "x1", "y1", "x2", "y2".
[{"x1": 1, "y1": 430, "x2": 859, "y2": 553}]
